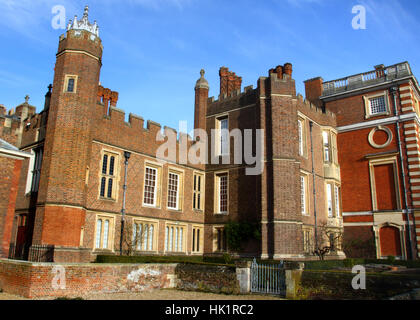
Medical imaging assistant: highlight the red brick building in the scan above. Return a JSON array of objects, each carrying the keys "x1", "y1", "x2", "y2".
[
  {"x1": 306, "y1": 63, "x2": 420, "y2": 260},
  {"x1": 0, "y1": 6, "x2": 344, "y2": 262},
  {"x1": 0, "y1": 139, "x2": 32, "y2": 258}
]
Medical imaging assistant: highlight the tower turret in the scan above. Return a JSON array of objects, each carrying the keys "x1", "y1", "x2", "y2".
[
  {"x1": 31, "y1": 6, "x2": 103, "y2": 261},
  {"x1": 194, "y1": 69, "x2": 209, "y2": 133}
]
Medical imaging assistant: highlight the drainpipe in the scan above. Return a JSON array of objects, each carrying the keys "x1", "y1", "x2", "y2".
[
  {"x1": 309, "y1": 122, "x2": 318, "y2": 248},
  {"x1": 120, "y1": 151, "x2": 131, "y2": 256},
  {"x1": 390, "y1": 86, "x2": 413, "y2": 260}
]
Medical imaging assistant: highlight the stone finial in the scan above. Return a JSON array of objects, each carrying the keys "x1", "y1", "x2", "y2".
[
  {"x1": 24, "y1": 95, "x2": 30, "y2": 103},
  {"x1": 195, "y1": 69, "x2": 209, "y2": 90},
  {"x1": 67, "y1": 6, "x2": 99, "y2": 37}
]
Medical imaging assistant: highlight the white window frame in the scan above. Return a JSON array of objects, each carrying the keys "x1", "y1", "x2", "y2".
[
  {"x1": 167, "y1": 172, "x2": 180, "y2": 210},
  {"x1": 215, "y1": 172, "x2": 229, "y2": 214},
  {"x1": 363, "y1": 91, "x2": 391, "y2": 119},
  {"x1": 143, "y1": 162, "x2": 162, "y2": 208}
]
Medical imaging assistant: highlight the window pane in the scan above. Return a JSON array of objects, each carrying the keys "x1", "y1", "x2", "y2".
[
  {"x1": 109, "y1": 156, "x2": 115, "y2": 175},
  {"x1": 168, "y1": 173, "x2": 179, "y2": 209},
  {"x1": 67, "y1": 78, "x2": 75, "y2": 92},
  {"x1": 197, "y1": 229, "x2": 200, "y2": 252},
  {"x1": 327, "y1": 184, "x2": 333, "y2": 217},
  {"x1": 138, "y1": 224, "x2": 142, "y2": 250},
  {"x1": 144, "y1": 167, "x2": 157, "y2": 205},
  {"x1": 102, "y1": 155, "x2": 108, "y2": 174},
  {"x1": 219, "y1": 175, "x2": 228, "y2": 212},
  {"x1": 107, "y1": 178, "x2": 113, "y2": 198},
  {"x1": 144, "y1": 224, "x2": 148, "y2": 251},
  {"x1": 335, "y1": 186, "x2": 340, "y2": 217},
  {"x1": 165, "y1": 226, "x2": 169, "y2": 251},
  {"x1": 298, "y1": 120, "x2": 303, "y2": 156},
  {"x1": 220, "y1": 118, "x2": 229, "y2": 155},
  {"x1": 175, "y1": 227, "x2": 178, "y2": 252},
  {"x1": 100, "y1": 177, "x2": 106, "y2": 197},
  {"x1": 149, "y1": 225, "x2": 154, "y2": 251},
  {"x1": 192, "y1": 229, "x2": 196, "y2": 252},
  {"x1": 103, "y1": 220, "x2": 109, "y2": 249},
  {"x1": 169, "y1": 227, "x2": 173, "y2": 251},
  {"x1": 301, "y1": 176, "x2": 306, "y2": 214},
  {"x1": 370, "y1": 96, "x2": 386, "y2": 114},
  {"x1": 179, "y1": 228, "x2": 183, "y2": 252},
  {"x1": 96, "y1": 219, "x2": 102, "y2": 248}
]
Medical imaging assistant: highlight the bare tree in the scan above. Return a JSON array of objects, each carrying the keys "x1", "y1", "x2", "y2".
[
  {"x1": 312, "y1": 222, "x2": 343, "y2": 261},
  {"x1": 122, "y1": 220, "x2": 147, "y2": 256}
]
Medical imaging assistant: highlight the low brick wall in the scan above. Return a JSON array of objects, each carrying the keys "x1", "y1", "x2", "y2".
[
  {"x1": 175, "y1": 264, "x2": 240, "y2": 294},
  {"x1": 0, "y1": 259, "x2": 177, "y2": 298}
]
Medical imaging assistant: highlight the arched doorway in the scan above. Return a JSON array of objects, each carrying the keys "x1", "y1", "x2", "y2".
[{"x1": 379, "y1": 226, "x2": 402, "y2": 257}]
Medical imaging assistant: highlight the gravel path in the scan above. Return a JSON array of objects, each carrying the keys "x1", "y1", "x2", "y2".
[{"x1": 0, "y1": 289, "x2": 284, "y2": 301}]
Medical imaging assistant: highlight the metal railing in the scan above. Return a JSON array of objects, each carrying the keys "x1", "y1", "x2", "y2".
[
  {"x1": 322, "y1": 62, "x2": 412, "y2": 96},
  {"x1": 8, "y1": 243, "x2": 54, "y2": 262},
  {"x1": 251, "y1": 258, "x2": 285, "y2": 295}
]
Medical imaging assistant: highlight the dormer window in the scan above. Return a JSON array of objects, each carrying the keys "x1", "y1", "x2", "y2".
[{"x1": 64, "y1": 75, "x2": 78, "y2": 93}]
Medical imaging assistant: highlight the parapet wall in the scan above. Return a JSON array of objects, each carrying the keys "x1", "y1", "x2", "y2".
[
  {"x1": 92, "y1": 102, "x2": 202, "y2": 169},
  {"x1": 295, "y1": 94, "x2": 337, "y2": 127},
  {"x1": 0, "y1": 259, "x2": 177, "y2": 298}
]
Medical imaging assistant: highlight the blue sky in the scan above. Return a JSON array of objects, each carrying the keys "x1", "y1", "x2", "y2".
[{"x1": 1, "y1": 0, "x2": 419, "y2": 131}]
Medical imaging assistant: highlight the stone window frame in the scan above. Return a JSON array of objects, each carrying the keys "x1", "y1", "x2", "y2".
[
  {"x1": 94, "y1": 213, "x2": 115, "y2": 252},
  {"x1": 142, "y1": 160, "x2": 163, "y2": 209},
  {"x1": 63, "y1": 74, "x2": 78, "y2": 93},
  {"x1": 368, "y1": 156, "x2": 401, "y2": 212},
  {"x1": 193, "y1": 171, "x2": 205, "y2": 212},
  {"x1": 191, "y1": 225, "x2": 204, "y2": 254},
  {"x1": 324, "y1": 180, "x2": 341, "y2": 218},
  {"x1": 131, "y1": 218, "x2": 159, "y2": 253},
  {"x1": 322, "y1": 128, "x2": 339, "y2": 165},
  {"x1": 164, "y1": 222, "x2": 187, "y2": 254},
  {"x1": 214, "y1": 171, "x2": 229, "y2": 215},
  {"x1": 98, "y1": 149, "x2": 121, "y2": 202},
  {"x1": 363, "y1": 91, "x2": 391, "y2": 119}
]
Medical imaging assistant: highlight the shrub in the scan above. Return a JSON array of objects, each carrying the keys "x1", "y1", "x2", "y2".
[{"x1": 95, "y1": 254, "x2": 235, "y2": 266}]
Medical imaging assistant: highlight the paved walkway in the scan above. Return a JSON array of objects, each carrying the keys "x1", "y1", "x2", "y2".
[{"x1": 0, "y1": 289, "x2": 284, "y2": 300}]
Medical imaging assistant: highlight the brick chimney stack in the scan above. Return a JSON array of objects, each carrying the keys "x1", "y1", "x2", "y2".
[
  {"x1": 219, "y1": 67, "x2": 242, "y2": 96},
  {"x1": 304, "y1": 77, "x2": 324, "y2": 108}
]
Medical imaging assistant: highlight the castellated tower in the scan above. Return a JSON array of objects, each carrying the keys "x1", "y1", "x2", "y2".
[{"x1": 31, "y1": 6, "x2": 102, "y2": 260}]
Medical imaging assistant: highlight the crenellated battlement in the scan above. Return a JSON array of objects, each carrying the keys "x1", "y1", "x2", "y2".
[
  {"x1": 296, "y1": 93, "x2": 336, "y2": 125},
  {"x1": 92, "y1": 102, "x2": 200, "y2": 166}
]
